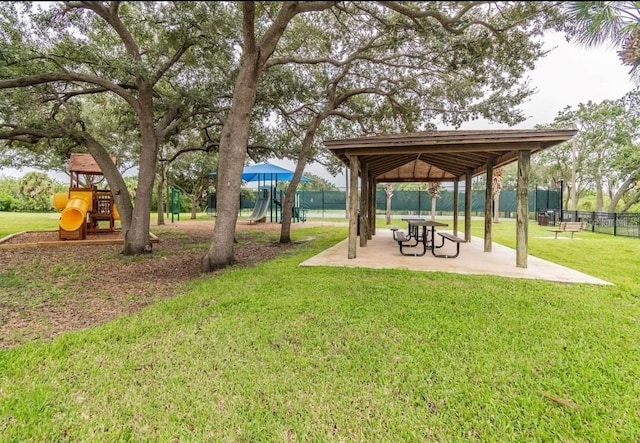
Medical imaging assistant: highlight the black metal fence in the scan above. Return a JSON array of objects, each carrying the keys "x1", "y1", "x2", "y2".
[{"x1": 552, "y1": 210, "x2": 640, "y2": 239}]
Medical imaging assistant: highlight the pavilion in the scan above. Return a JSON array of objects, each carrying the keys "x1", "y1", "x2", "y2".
[{"x1": 324, "y1": 128, "x2": 577, "y2": 268}]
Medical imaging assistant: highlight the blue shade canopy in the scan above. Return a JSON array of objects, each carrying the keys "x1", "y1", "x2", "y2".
[{"x1": 211, "y1": 162, "x2": 311, "y2": 183}]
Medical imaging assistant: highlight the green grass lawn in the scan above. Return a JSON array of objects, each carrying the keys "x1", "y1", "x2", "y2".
[
  {"x1": 0, "y1": 211, "x2": 60, "y2": 238},
  {"x1": 1, "y1": 212, "x2": 640, "y2": 441}
]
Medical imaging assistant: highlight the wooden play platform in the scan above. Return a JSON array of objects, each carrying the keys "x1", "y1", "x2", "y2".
[
  {"x1": 53, "y1": 153, "x2": 121, "y2": 241},
  {"x1": 0, "y1": 230, "x2": 159, "y2": 250}
]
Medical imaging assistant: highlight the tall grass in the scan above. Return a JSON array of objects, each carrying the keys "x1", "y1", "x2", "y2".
[{"x1": 1, "y1": 213, "x2": 640, "y2": 441}]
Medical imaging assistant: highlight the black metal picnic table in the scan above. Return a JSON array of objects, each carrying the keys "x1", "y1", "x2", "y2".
[{"x1": 396, "y1": 220, "x2": 448, "y2": 256}]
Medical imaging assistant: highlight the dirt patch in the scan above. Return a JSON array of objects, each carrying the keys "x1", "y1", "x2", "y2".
[{"x1": 0, "y1": 219, "x2": 329, "y2": 349}]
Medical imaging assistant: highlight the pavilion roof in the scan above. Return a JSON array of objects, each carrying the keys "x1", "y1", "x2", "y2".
[{"x1": 325, "y1": 128, "x2": 577, "y2": 182}]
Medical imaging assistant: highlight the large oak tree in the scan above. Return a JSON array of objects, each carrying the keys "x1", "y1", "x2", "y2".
[
  {"x1": 257, "y1": 2, "x2": 567, "y2": 242},
  {"x1": 0, "y1": 2, "x2": 233, "y2": 254}
]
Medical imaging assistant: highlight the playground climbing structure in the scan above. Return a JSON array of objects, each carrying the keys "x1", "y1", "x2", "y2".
[
  {"x1": 52, "y1": 153, "x2": 120, "y2": 240},
  {"x1": 247, "y1": 188, "x2": 270, "y2": 224}
]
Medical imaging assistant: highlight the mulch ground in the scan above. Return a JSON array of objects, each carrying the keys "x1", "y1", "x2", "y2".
[{"x1": 0, "y1": 219, "x2": 314, "y2": 349}]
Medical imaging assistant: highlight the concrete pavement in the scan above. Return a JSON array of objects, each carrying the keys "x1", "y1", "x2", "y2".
[{"x1": 300, "y1": 228, "x2": 611, "y2": 285}]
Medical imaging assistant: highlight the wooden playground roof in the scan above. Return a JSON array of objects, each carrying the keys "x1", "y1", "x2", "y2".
[
  {"x1": 324, "y1": 128, "x2": 577, "y2": 182},
  {"x1": 68, "y1": 153, "x2": 117, "y2": 175}
]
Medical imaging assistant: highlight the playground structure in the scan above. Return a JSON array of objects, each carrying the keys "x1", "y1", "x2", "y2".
[
  {"x1": 209, "y1": 162, "x2": 310, "y2": 223},
  {"x1": 52, "y1": 153, "x2": 120, "y2": 240},
  {"x1": 246, "y1": 187, "x2": 306, "y2": 224},
  {"x1": 247, "y1": 188, "x2": 270, "y2": 223},
  {"x1": 241, "y1": 163, "x2": 309, "y2": 224},
  {"x1": 271, "y1": 187, "x2": 307, "y2": 223}
]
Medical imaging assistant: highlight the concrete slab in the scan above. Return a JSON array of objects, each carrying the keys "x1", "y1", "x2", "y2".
[{"x1": 300, "y1": 228, "x2": 611, "y2": 285}]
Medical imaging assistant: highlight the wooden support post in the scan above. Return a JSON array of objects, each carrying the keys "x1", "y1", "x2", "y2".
[
  {"x1": 368, "y1": 175, "x2": 375, "y2": 238},
  {"x1": 484, "y1": 158, "x2": 494, "y2": 252},
  {"x1": 453, "y1": 180, "x2": 459, "y2": 236},
  {"x1": 516, "y1": 150, "x2": 530, "y2": 268},
  {"x1": 465, "y1": 169, "x2": 472, "y2": 242},
  {"x1": 348, "y1": 156, "x2": 359, "y2": 259},
  {"x1": 360, "y1": 162, "x2": 368, "y2": 247}
]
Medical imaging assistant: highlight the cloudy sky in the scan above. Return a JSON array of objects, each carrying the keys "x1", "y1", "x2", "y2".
[{"x1": 466, "y1": 30, "x2": 636, "y2": 130}]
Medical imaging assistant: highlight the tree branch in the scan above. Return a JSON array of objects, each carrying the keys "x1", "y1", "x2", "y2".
[
  {"x1": 294, "y1": 1, "x2": 338, "y2": 14},
  {"x1": 242, "y1": 2, "x2": 257, "y2": 56},
  {"x1": 150, "y1": 39, "x2": 193, "y2": 86},
  {"x1": 0, "y1": 72, "x2": 140, "y2": 112},
  {"x1": 0, "y1": 126, "x2": 66, "y2": 144},
  {"x1": 377, "y1": 1, "x2": 498, "y2": 35},
  {"x1": 66, "y1": 1, "x2": 141, "y2": 60}
]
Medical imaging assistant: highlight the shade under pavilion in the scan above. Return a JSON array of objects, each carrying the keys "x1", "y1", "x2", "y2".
[{"x1": 324, "y1": 128, "x2": 578, "y2": 268}]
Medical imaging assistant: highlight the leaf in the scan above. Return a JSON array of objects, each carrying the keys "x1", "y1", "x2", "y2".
[{"x1": 540, "y1": 391, "x2": 580, "y2": 410}]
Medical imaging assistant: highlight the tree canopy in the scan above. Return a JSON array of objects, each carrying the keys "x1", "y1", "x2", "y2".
[{"x1": 1, "y1": 1, "x2": 576, "y2": 270}]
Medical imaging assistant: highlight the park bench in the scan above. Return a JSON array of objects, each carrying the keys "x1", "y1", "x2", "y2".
[
  {"x1": 549, "y1": 221, "x2": 586, "y2": 239},
  {"x1": 432, "y1": 232, "x2": 466, "y2": 258}
]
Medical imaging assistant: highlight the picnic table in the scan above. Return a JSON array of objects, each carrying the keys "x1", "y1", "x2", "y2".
[
  {"x1": 391, "y1": 217, "x2": 426, "y2": 247},
  {"x1": 395, "y1": 220, "x2": 448, "y2": 257}
]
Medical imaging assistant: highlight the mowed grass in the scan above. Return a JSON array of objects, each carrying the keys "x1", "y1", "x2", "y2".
[
  {"x1": 0, "y1": 212, "x2": 60, "y2": 238},
  {"x1": 2, "y1": 212, "x2": 640, "y2": 441}
]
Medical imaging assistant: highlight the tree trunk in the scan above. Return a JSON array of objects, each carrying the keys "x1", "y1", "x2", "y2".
[
  {"x1": 202, "y1": 53, "x2": 260, "y2": 271},
  {"x1": 280, "y1": 183, "x2": 295, "y2": 243},
  {"x1": 80, "y1": 100, "x2": 154, "y2": 256},
  {"x1": 609, "y1": 174, "x2": 637, "y2": 212},
  {"x1": 202, "y1": 1, "x2": 328, "y2": 269},
  {"x1": 279, "y1": 116, "x2": 320, "y2": 243},
  {"x1": 570, "y1": 186, "x2": 578, "y2": 211},
  {"x1": 385, "y1": 184, "x2": 393, "y2": 225},
  {"x1": 156, "y1": 162, "x2": 166, "y2": 226},
  {"x1": 431, "y1": 196, "x2": 437, "y2": 221},
  {"x1": 82, "y1": 135, "x2": 133, "y2": 235},
  {"x1": 619, "y1": 188, "x2": 640, "y2": 213},
  {"x1": 190, "y1": 193, "x2": 198, "y2": 219},
  {"x1": 595, "y1": 173, "x2": 604, "y2": 212},
  {"x1": 123, "y1": 87, "x2": 157, "y2": 255},
  {"x1": 427, "y1": 182, "x2": 441, "y2": 221}
]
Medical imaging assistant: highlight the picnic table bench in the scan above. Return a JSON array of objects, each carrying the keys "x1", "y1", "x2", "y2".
[
  {"x1": 549, "y1": 221, "x2": 586, "y2": 239},
  {"x1": 391, "y1": 217, "x2": 425, "y2": 247},
  {"x1": 432, "y1": 232, "x2": 466, "y2": 258}
]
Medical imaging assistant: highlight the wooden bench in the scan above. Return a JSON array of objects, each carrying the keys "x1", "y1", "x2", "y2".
[
  {"x1": 432, "y1": 232, "x2": 466, "y2": 258},
  {"x1": 549, "y1": 221, "x2": 586, "y2": 239}
]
